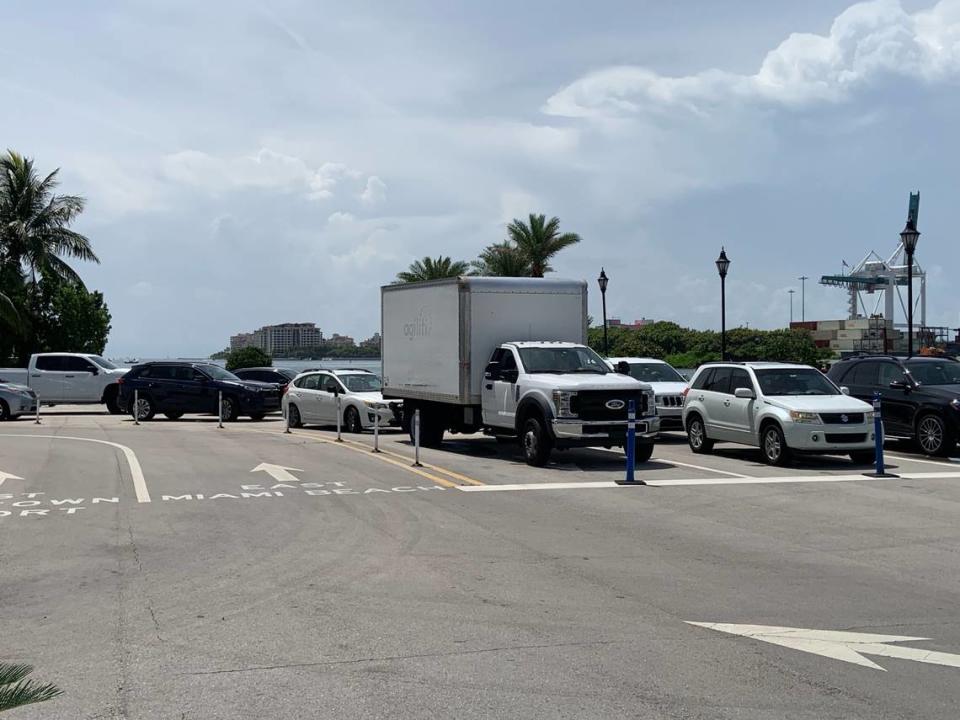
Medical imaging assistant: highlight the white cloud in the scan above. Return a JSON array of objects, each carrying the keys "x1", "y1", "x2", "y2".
[
  {"x1": 360, "y1": 175, "x2": 387, "y2": 204},
  {"x1": 545, "y1": 0, "x2": 960, "y2": 118}
]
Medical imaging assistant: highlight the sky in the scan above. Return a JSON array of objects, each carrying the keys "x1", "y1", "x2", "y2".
[{"x1": 1, "y1": 0, "x2": 958, "y2": 357}]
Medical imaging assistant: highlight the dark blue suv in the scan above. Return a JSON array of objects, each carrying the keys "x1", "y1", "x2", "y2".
[{"x1": 119, "y1": 362, "x2": 281, "y2": 421}]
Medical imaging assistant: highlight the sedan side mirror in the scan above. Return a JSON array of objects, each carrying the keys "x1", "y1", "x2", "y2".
[
  {"x1": 840, "y1": 386, "x2": 850, "y2": 395},
  {"x1": 734, "y1": 387, "x2": 755, "y2": 400}
]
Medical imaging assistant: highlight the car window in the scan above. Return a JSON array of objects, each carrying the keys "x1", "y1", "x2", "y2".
[
  {"x1": 60, "y1": 356, "x2": 94, "y2": 372},
  {"x1": 704, "y1": 367, "x2": 732, "y2": 394},
  {"x1": 295, "y1": 374, "x2": 319, "y2": 390},
  {"x1": 850, "y1": 361, "x2": 881, "y2": 386},
  {"x1": 627, "y1": 363, "x2": 686, "y2": 383},
  {"x1": 137, "y1": 366, "x2": 152, "y2": 379},
  {"x1": 729, "y1": 369, "x2": 753, "y2": 393},
  {"x1": 322, "y1": 375, "x2": 344, "y2": 393},
  {"x1": 145, "y1": 366, "x2": 175, "y2": 380},
  {"x1": 173, "y1": 366, "x2": 196, "y2": 381},
  {"x1": 878, "y1": 362, "x2": 906, "y2": 387},
  {"x1": 691, "y1": 368, "x2": 714, "y2": 390},
  {"x1": 341, "y1": 374, "x2": 382, "y2": 392},
  {"x1": 500, "y1": 351, "x2": 517, "y2": 372},
  {"x1": 192, "y1": 369, "x2": 207, "y2": 382},
  {"x1": 906, "y1": 361, "x2": 960, "y2": 385},
  {"x1": 754, "y1": 368, "x2": 840, "y2": 396},
  {"x1": 488, "y1": 348, "x2": 504, "y2": 365},
  {"x1": 35, "y1": 355, "x2": 65, "y2": 371},
  {"x1": 88, "y1": 355, "x2": 118, "y2": 369}
]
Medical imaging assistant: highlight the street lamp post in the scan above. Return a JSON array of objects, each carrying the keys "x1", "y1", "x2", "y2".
[
  {"x1": 598, "y1": 268, "x2": 609, "y2": 356},
  {"x1": 900, "y1": 219, "x2": 920, "y2": 357},
  {"x1": 715, "y1": 248, "x2": 730, "y2": 360},
  {"x1": 788, "y1": 289, "x2": 795, "y2": 325},
  {"x1": 798, "y1": 276, "x2": 808, "y2": 322}
]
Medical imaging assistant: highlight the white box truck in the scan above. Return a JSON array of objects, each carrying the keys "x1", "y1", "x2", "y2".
[{"x1": 382, "y1": 277, "x2": 659, "y2": 466}]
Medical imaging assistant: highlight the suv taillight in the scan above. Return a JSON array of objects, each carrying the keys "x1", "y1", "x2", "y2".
[
  {"x1": 282, "y1": 383, "x2": 289, "y2": 395},
  {"x1": 681, "y1": 387, "x2": 689, "y2": 397},
  {"x1": 117, "y1": 377, "x2": 124, "y2": 385}
]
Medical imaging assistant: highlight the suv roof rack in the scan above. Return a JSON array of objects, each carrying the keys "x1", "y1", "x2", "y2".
[{"x1": 334, "y1": 367, "x2": 373, "y2": 373}]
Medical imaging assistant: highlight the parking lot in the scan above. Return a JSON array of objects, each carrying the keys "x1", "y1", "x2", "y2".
[{"x1": 4, "y1": 407, "x2": 960, "y2": 718}]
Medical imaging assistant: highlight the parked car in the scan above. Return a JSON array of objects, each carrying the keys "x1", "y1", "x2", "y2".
[
  {"x1": 607, "y1": 357, "x2": 688, "y2": 431},
  {"x1": 0, "y1": 353, "x2": 128, "y2": 413},
  {"x1": 283, "y1": 369, "x2": 400, "y2": 433},
  {"x1": 682, "y1": 362, "x2": 876, "y2": 466},
  {"x1": 827, "y1": 354, "x2": 960, "y2": 456},
  {"x1": 232, "y1": 367, "x2": 298, "y2": 392},
  {"x1": 0, "y1": 377, "x2": 38, "y2": 420},
  {"x1": 118, "y1": 361, "x2": 281, "y2": 421}
]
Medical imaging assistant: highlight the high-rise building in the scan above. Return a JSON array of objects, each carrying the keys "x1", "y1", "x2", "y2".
[{"x1": 229, "y1": 323, "x2": 323, "y2": 356}]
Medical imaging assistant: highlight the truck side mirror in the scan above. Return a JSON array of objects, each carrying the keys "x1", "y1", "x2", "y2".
[
  {"x1": 500, "y1": 368, "x2": 519, "y2": 384},
  {"x1": 616, "y1": 361, "x2": 630, "y2": 375},
  {"x1": 484, "y1": 362, "x2": 500, "y2": 380}
]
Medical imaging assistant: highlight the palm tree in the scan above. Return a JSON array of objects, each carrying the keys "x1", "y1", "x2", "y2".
[
  {"x1": 396, "y1": 255, "x2": 470, "y2": 283},
  {"x1": 471, "y1": 241, "x2": 532, "y2": 277},
  {"x1": 0, "y1": 150, "x2": 98, "y2": 295},
  {"x1": 506, "y1": 213, "x2": 581, "y2": 278},
  {"x1": 0, "y1": 663, "x2": 62, "y2": 712},
  {"x1": 0, "y1": 291, "x2": 18, "y2": 330}
]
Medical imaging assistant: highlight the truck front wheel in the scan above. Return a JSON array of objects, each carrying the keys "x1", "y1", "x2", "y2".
[
  {"x1": 521, "y1": 416, "x2": 552, "y2": 467},
  {"x1": 632, "y1": 441, "x2": 654, "y2": 463},
  {"x1": 408, "y1": 406, "x2": 444, "y2": 447}
]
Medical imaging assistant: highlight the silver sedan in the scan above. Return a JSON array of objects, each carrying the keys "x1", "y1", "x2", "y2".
[{"x1": 0, "y1": 378, "x2": 37, "y2": 420}]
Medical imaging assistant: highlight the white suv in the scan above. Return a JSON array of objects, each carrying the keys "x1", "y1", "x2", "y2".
[
  {"x1": 682, "y1": 362, "x2": 876, "y2": 466},
  {"x1": 607, "y1": 357, "x2": 688, "y2": 431},
  {"x1": 283, "y1": 369, "x2": 400, "y2": 432}
]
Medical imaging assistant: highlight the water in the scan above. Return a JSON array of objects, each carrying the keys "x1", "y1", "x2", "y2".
[{"x1": 109, "y1": 357, "x2": 382, "y2": 376}]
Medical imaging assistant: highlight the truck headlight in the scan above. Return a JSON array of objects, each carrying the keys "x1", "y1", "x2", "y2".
[
  {"x1": 789, "y1": 411, "x2": 820, "y2": 424},
  {"x1": 552, "y1": 390, "x2": 577, "y2": 418},
  {"x1": 645, "y1": 390, "x2": 656, "y2": 415}
]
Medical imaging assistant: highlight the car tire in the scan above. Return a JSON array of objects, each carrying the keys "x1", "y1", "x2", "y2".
[
  {"x1": 915, "y1": 413, "x2": 955, "y2": 457},
  {"x1": 105, "y1": 387, "x2": 122, "y2": 415},
  {"x1": 220, "y1": 395, "x2": 240, "y2": 423},
  {"x1": 521, "y1": 416, "x2": 552, "y2": 467},
  {"x1": 249, "y1": 412, "x2": 266, "y2": 422},
  {"x1": 163, "y1": 411, "x2": 183, "y2": 420},
  {"x1": 849, "y1": 450, "x2": 875, "y2": 465},
  {"x1": 287, "y1": 404, "x2": 302, "y2": 429},
  {"x1": 0, "y1": 399, "x2": 9, "y2": 422},
  {"x1": 344, "y1": 406, "x2": 362, "y2": 434},
  {"x1": 132, "y1": 394, "x2": 155, "y2": 422},
  {"x1": 761, "y1": 423, "x2": 791, "y2": 466},
  {"x1": 686, "y1": 415, "x2": 714, "y2": 454},
  {"x1": 408, "y1": 407, "x2": 444, "y2": 447},
  {"x1": 633, "y1": 441, "x2": 655, "y2": 463}
]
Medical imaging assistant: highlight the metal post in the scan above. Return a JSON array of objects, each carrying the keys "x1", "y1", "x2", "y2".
[
  {"x1": 601, "y1": 290, "x2": 608, "y2": 356},
  {"x1": 335, "y1": 394, "x2": 343, "y2": 442},
  {"x1": 720, "y1": 275, "x2": 727, "y2": 361},
  {"x1": 284, "y1": 404, "x2": 291, "y2": 434},
  {"x1": 218, "y1": 390, "x2": 223, "y2": 429},
  {"x1": 788, "y1": 289, "x2": 795, "y2": 325},
  {"x1": 373, "y1": 407, "x2": 381, "y2": 453},
  {"x1": 907, "y1": 248, "x2": 914, "y2": 358},
  {"x1": 799, "y1": 275, "x2": 808, "y2": 322},
  {"x1": 865, "y1": 391, "x2": 897, "y2": 478},
  {"x1": 412, "y1": 408, "x2": 422, "y2": 467},
  {"x1": 34, "y1": 395, "x2": 41, "y2": 425},
  {"x1": 133, "y1": 389, "x2": 139, "y2": 426}
]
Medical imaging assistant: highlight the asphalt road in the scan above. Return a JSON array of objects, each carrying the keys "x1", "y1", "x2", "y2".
[{"x1": 3, "y1": 408, "x2": 960, "y2": 719}]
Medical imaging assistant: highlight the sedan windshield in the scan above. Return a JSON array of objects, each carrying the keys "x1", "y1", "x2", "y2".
[
  {"x1": 754, "y1": 368, "x2": 839, "y2": 396},
  {"x1": 626, "y1": 363, "x2": 685, "y2": 383},
  {"x1": 89, "y1": 356, "x2": 118, "y2": 369},
  {"x1": 341, "y1": 374, "x2": 382, "y2": 392},
  {"x1": 518, "y1": 346, "x2": 610, "y2": 374},
  {"x1": 202, "y1": 365, "x2": 241, "y2": 381},
  {"x1": 905, "y1": 361, "x2": 960, "y2": 386}
]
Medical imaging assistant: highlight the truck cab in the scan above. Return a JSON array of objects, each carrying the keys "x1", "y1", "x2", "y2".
[
  {"x1": 0, "y1": 353, "x2": 128, "y2": 413},
  {"x1": 481, "y1": 342, "x2": 658, "y2": 465}
]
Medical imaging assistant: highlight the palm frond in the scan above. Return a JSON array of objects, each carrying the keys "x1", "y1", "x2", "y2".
[{"x1": 0, "y1": 663, "x2": 63, "y2": 711}]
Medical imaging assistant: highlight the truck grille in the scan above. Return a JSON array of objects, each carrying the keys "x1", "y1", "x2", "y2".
[
  {"x1": 820, "y1": 413, "x2": 865, "y2": 425},
  {"x1": 573, "y1": 390, "x2": 646, "y2": 421}
]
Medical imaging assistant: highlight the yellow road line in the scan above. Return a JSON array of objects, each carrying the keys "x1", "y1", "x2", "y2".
[
  {"x1": 332, "y1": 436, "x2": 486, "y2": 486},
  {"x1": 233, "y1": 427, "x2": 459, "y2": 488}
]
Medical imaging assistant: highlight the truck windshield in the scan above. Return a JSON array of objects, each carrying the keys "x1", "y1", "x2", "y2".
[
  {"x1": 518, "y1": 346, "x2": 610, "y2": 375},
  {"x1": 754, "y1": 368, "x2": 839, "y2": 396},
  {"x1": 89, "y1": 356, "x2": 118, "y2": 370},
  {"x1": 341, "y1": 374, "x2": 382, "y2": 392},
  {"x1": 626, "y1": 363, "x2": 685, "y2": 383},
  {"x1": 905, "y1": 361, "x2": 960, "y2": 386}
]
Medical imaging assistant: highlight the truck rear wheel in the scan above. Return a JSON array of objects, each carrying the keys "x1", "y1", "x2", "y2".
[
  {"x1": 407, "y1": 406, "x2": 444, "y2": 447},
  {"x1": 522, "y1": 416, "x2": 552, "y2": 467}
]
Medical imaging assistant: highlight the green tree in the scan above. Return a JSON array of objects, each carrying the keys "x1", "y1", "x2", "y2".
[
  {"x1": 32, "y1": 271, "x2": 111, "y2": 354},
  {"x1": 396, "y1": 256, "x2": 470, "y2": 283},
  {"x1": 506, "y1": 214, "x2": 581, "y2": 277},
  {"x1": 0, "y1": 663, "x2": 62, "y2": 712},
  {"x1": 225, "y1": 346, "x2": 273, "y2": 371},
  {"x1": 471, "y1": 241, "x2": 532, "y2": 277},
  {"x1": 0, "y1": 291, "x2": 18, "y2": 330}
]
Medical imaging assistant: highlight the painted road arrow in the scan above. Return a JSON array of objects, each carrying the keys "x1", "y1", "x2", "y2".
[
  {"x1": 251, "y1": 463, "x2": 304, "y2": 483},
  {"x1": 0, "y1": 470, "x2": 23, "y2": 488},
  {"x1": 688, "y1": 622, "x2": 960, "y2": 671}
]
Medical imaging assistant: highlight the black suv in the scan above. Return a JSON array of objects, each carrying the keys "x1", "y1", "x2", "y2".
[
  {"x1": 119, "y1": 362, "x2": 281, "y2": 421},
  {"x1": 827, "y1": 355, "x2": 960, "y2": 456}
]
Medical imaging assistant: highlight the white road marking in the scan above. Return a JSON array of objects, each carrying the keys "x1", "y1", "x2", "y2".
[
  {"x1": 687, "y1": 622, "x2": 960, "y2": 671},
  {"x1": 651, "y1": 457, "x2": 751, "y2": 479},
  {"x1": 458, "y1": 470, "x2": 960, "y2": 492},
  {"x1": 250, "y1": 463, "x2": 303, "y2": 483},
  {"x1": 0, "y1": 469, "x2": 23, "y2": 488},
  {"x1": 886, "y1": 453, "x2": 960, "y2": 468},
  {"x1": 0, "y1": 434, "x2": 150, "y2": 503}
]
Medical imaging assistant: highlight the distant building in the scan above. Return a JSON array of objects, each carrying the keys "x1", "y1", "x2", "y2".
[
  {"x1": 230, "y1": 323, "x2": 323, "y2": 356},
  {"x1": 359, "y1": 332, "x2": 381, "y2": 351},
  {"x1": 608, "y1": 317, "x2": 656, "y2": 329},
  {"x1": 328, "y1": 333, "x2": 355, "y2": 347}
]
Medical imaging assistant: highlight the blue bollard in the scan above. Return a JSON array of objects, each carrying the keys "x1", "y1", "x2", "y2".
[
  {"x1": 873, "y1": 391, "x2": 884, "y2": 475},
  {"x1": 617, "y1": 399, "x2": 637, "y2": 485}
]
